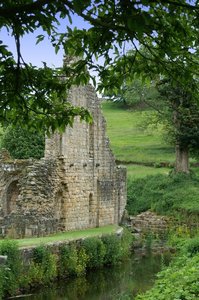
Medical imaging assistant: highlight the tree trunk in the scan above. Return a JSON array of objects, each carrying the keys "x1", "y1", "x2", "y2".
[{"x1": 175, "y1": 143, "x2": 189, "y2": 174}]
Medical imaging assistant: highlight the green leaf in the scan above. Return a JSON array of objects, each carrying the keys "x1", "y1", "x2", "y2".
[{"x1": 36, "y1": 34, "x2": 45, "y2": 45}]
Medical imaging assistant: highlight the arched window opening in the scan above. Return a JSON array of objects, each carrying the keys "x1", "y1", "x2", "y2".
[{"x1": 6, "y1": 180, "x2": 19, "y2": 214}]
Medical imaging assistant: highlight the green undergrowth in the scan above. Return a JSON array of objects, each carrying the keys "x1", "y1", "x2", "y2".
[
  {"x1": 127, "y1": 172, "x2": 199, "y2": 216},
  {"x1": 136, "y1": 253, "x2": 199, "y2": 300},
  {"x1": 0, "y1": 225, "x2": 118, "y2": 248},
  {"x1": 126, "y1": 169, "x2": 199, "y2": 300},
  {"x1": 0, "y1": 229, "x2": 133, "y2": 299},
  {"x1": 135, "y1": 235, "x2": 199, "y2": 300}
]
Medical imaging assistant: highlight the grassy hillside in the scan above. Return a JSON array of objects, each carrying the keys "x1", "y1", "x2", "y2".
[
  {"x1": 102, "y1": 101, "x2": 199, "y2": 178},
  {"x1": 102, "y1": 101, "x2": 175, "y2": 164},
  {"x1": 102, "y1": 101, "x2": 174, "y2": 178},
  {"x1": 127, "y1": 164, "x2": 170, "y2": 180}
]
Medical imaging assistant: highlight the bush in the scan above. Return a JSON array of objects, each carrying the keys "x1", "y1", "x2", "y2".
[
  {"x1": 0, "y1": 266, "x2": 6, "y2": 300},
  {"x1": 0, "y1": 233, "x2": 132, "y2": 297},
  {"x1": 127, "y1": 173, "x2": 199, "y2": 216},
  {"x1": 102, "y1": 235, "x2": 122, "y2": 265},
  {"x1": 135, "y1": 253, "x2": 199, "y2": 300},
  {"x1": 120, "y1": 228, "x2": 133, "y2": 259},
  {"x1": 185, "y1": 237, "x2": 199, "y2": 257},
  {"x1": 59, "y1": 244, "x2": 88, "y2": 277},
  {"x1": 127, "y1": 177, "x2": 151, "y2": 215},
  {"x1": 76, "y1": 248, "x2": 88, "y2": 276},
  {"x1": 0, "y1": 267, "x2": 5, "y2": 300},
  {"x1": 1, "y1": 125, "x2": 45, "y2": 159},
  {"x1": 82, "y1": 237, "x2": 106, "y2": 269},
  {"x1": 59, "y1": 244, "x2": 77, "y2": 277},
  {"x1": 28, "y1": 245, "x2": 57, "y2": 285},
  {"x1": 0, "y1": 240, "x2": 21, "y2": 296}
]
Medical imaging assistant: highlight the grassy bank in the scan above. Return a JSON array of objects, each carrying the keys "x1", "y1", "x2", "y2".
[{"x1": 3, "y1": 225, "x2": 119, "y2": 248}]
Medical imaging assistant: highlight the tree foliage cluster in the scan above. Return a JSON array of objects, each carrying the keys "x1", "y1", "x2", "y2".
[
  {"x1": 1, "y1": 126, "x2": 45, "y2": 159},
  {"x1": 156, "y1": 79, "x2": 199, "y2": 158},
  {"x1": 0, "y1": 0, "x2": 198, "y2": 130}
]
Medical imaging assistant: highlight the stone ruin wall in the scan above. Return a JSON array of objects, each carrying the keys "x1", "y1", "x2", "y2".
[{"x1": 0, "y1": 84, "x2": 126, "y2": 238}]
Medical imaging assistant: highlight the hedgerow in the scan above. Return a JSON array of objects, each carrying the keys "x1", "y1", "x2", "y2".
[
  {"x1": 0, "y1": 230, "x2": 132, "y2": 299},
  {"x1": 127, "y1": 173, "x2": 199, "y2": 216}
]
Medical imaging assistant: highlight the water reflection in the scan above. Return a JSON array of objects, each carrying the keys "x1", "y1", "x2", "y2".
[{"x1": 20, "y1": 254, "x2": 171, "y2": 300}]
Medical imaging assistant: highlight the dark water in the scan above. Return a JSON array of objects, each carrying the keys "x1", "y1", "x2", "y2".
[{"x1": 19, "y1": 254, "x2": 171, "y2": 300}]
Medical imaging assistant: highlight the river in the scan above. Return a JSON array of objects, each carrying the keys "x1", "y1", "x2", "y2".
[{"x1": 18, "y1": 253, "x2": 171, "y2": 300}]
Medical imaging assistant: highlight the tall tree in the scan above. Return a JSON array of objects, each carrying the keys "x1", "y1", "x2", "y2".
[
  {"x1": 157, "y1": 79, "x2": 199, "y2": 174},
  {"x1": 0, "y1": 1, "x2": 198, "y2": 130}
]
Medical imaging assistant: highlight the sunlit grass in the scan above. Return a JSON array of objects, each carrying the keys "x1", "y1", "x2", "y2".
[
  {"x1": 0, "y1": 225, "x2": 119, "y2": 248},
  {"x1": 126, "y1": 164, "x2": 171, "y2": 179},
  {"x1": 102, "y1": 101, "x2": 175, "y2": 163}
]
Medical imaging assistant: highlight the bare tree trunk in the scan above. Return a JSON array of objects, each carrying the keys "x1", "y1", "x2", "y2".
[{"x1": 175, "y1": 143, "x2": 189, "y2": 174}]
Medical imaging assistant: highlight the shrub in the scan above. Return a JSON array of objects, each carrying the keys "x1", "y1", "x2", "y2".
[
  {"x1": 185, "y1": 237, "x2": 199, "y2": 257},
  {"x1": 120, "y1": 228, "x2": 133, "y2": 259},
  {"x1": 0, "y1": 240, "x2": 22, "y2": 296},
  {"x1": 75, "y1": 248, "x2": 88, "y2": 276},
  {"x1": 0, "y1": 233, "x2": 133, "y2": 297},
  {"x1": 59, "y1": 244, "x2": 88, "y2": 277},
  {"x1": 127, "y1": 177, "x2": 150, "y2": 215},
  {"x1": 135, "y1": 253, "x2": 199, "y2": 300},
  {"x1": 82, "y1": 237, "x2": 106, "y2": 269},
  {"x1": 1, "y1": 125, "x2": 45, "y2": 159},
  {"x1": 59, "y1": 244, "x2": 78, "y2": 277},
  {"x1": 29, "y1": 245, "x2": 57, "y2": 285},
  {"x1": 102, "y1": 235, "x2": 122, "y2": 265},
  {"x1": 0, "y1": 267, "x2": 4, "y2": 300},
  {"x1": 127, "y1": 173, "x2": 199, "y2": 216}
]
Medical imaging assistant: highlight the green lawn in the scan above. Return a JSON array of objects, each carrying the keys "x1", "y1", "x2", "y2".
[
  {"x1": 1, "y1": 225, "x2": 119, "y2": 248},
  {"x1": 102, "y1": 101, "x2": 175, "y2": 164},
  {"x1": 126, "y1": 164, "x2": 171, "y2": 180}
]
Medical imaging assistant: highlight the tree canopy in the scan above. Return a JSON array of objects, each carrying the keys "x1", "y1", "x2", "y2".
[
  {"x1": 0, "y1": 0, "x2": 198, "y2": 130},
  {"x1": 1, "y1": 125, "x2": 45, "y2": 159}
]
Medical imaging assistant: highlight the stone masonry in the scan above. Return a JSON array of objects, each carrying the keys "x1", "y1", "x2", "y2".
[{"x1": 0, "y1": 84, "x2": 126, "y2": 238}]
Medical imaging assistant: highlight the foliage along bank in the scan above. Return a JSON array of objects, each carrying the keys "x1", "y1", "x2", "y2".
[
  {"x1": 126, "y1": 172, "x2": 199, "y2": 300},
  {"x1": 0, "y1": 229, "x2": 132, "y2": 299},
  {"x1": 127, "y1": 172, "x2": 199, "y2": 219},
  {"x1": 135, "y1": 236, "x2": 199, "y2": 300}
]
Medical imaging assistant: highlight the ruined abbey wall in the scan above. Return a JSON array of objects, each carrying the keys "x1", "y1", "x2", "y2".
[{"x1": 0, "y1": 84, "x2": 126, "y2": 238}]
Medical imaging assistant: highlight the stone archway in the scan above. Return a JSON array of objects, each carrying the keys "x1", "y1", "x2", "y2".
[{"x1": 6, "y1": 180, "x2": 19, "y2": 215}]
